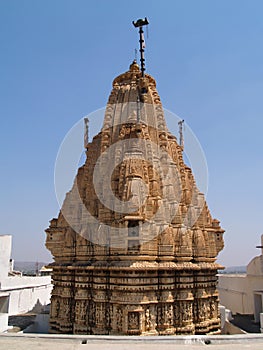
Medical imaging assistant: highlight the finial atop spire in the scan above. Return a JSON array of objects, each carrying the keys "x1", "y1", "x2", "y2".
[
  {"x1": 129, "y1": 60, "x2": 140, "y2": 71},
  {"x1": 84, "y1": 117, "x2": 89, "y2": 149},
  {"x1": 133, "y1": 17, "x2": 149, "y2": 77},
  {"x1": 178, "y1": 119, "x2": 185, "y2": 150}
]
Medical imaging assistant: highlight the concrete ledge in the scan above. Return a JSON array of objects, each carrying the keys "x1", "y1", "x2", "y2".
[
  {"x1": 1, "y1": 333, "x2": 263, "y2": 343},
  {"x1": 1, "y1": 333, "x2": 263, "y2": 350}
]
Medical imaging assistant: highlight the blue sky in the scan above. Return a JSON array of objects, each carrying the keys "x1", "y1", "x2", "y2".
[{"x1": 1, "y1": 0, "x2": 263, "y2": 266}]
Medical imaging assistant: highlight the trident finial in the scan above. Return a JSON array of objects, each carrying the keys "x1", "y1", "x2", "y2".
[{"x1": 132, "y1": 17, "x2": 149, "y2": 77}]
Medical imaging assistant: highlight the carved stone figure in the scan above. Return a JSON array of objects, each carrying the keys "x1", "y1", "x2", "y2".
[
  {"x1": 116, "y1": 307, "x2": 123, "y2": 332},
  {"x1": 128, "y1": 312, "x2": 139, "y2": 331}
]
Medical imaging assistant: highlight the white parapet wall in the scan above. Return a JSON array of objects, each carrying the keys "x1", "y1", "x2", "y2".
[
  {"x1": 218, "y1": 274, "x2": 251, "y2": 314},
  {"x1": 0, "y1": 236, "x2": 12, "y2": 283},
  {"x1": 0, "y1": 235, "x2": 53, "y2": 332},
  {"x1": 0, "y1": 276, "x2": 52, "y2": 332},
  {"x1": 218, "y1": 261, "x2": 263, "y2": 320},
  {"x1": 0, "y1": 292, "x2": 9, "y2": 333},
  {"x1": 1, "y1": 276, "x2": 52, "y2": 316}
]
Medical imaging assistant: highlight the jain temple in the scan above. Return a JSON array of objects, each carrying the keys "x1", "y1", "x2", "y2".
[{"x1": 45, "y1": 19, "x2": 224, "y2": 336}]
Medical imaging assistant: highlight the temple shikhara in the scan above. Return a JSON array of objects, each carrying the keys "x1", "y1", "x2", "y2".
[{"x1": 46, "y1": 19, "x2": 224, "y2": 335}]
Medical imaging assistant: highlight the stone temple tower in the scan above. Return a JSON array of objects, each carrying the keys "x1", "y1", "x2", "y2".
[{"x1": 46, "y1": 43, "x2": 224, "y2": 335}]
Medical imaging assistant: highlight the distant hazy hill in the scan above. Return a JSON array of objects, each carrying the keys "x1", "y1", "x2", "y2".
[
  {"x1": 219, "y1": 266, "x2": 247, "y2": 274},
  {"x1": 14, "y1": 261, "x2": 50, "y2": 274}
]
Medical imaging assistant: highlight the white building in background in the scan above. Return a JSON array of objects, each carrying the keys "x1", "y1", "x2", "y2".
[
  {"x1": 218, "y1": 234, "x2": 263, "y2": 326},
  {"x1": 0, "y1": 235, "x2": 52, "y2": 332}
]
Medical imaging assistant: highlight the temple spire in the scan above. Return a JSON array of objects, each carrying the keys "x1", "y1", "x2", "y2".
[{"x1": 133, "y1": 17, "x2": 149, "y2": 77}]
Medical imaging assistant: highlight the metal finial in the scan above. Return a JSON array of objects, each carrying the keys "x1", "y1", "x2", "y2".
[
  {"x1": 84, "y1": 117, "x2": 89, "y2": 149},
  {"x1": 132, "y1": 17, "x2": 149, "y2": 77},
  {"x1": 178, "y1": 119, "x2": 185, "y2": 150}
]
